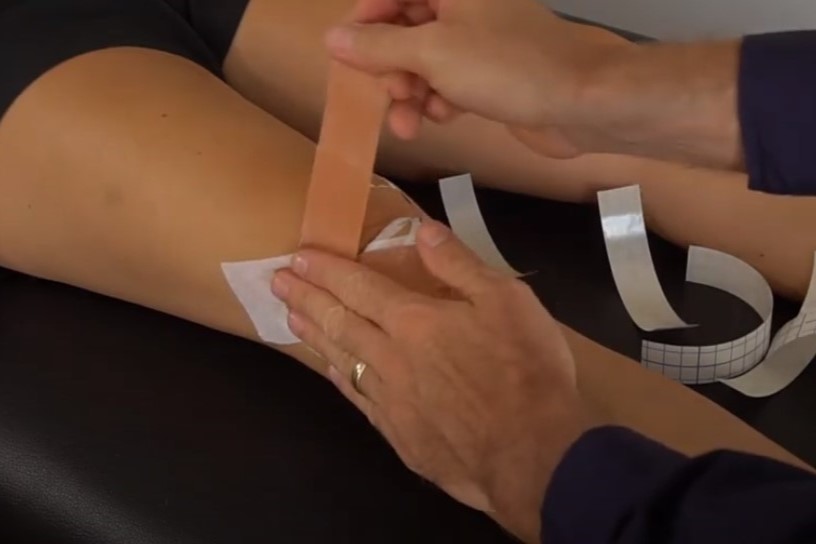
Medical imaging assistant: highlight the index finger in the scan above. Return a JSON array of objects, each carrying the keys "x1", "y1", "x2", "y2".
[{"x1": 292, "y1": 249, "x2": 417, "y2": 331}]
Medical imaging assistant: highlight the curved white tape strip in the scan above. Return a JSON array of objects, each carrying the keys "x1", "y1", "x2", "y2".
[
  {"x1": 720, "y1": 254, "x2": 816, "y2": 397},
  {"x1": 640, "y1": 247, "x2": 773, "y2": 384},
  {"x1": 598, "y1": 185, "x2": 694, "y2": 332},
  {"x1": 440, "y1": 174, "x2": 520, "y2": 276},
  {"x1": 603, "y1": 185, "x2": 816, "y2": 395},
  {"x1": 222, "y1": 218, "x2": 420, "y2": 346}
]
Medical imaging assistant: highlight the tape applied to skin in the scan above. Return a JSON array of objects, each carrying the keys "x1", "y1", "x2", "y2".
[
  {"x1": 440, "y1": 174, "x2": 520, "y2": 276},
  {"x1": 223, "y1": 60, "x2": 404, "y2": 346},
  {"x1": 223, "y1": 218, "x2": 420, "y2": 346},
  {"x1": 299, "y1": 61, "x2": 390, "y2": 258},
  {"x1": 602, "y1": 184, "x2": 816, "y2": 396},
  {"x1": 598, "y1": 185, "x2": 694, "y2": 332}
]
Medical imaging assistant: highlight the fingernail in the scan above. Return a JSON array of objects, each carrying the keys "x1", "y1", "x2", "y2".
[
  {"x1": 271, "y1": 272, "x2": 290, "y2": 298},
  {"x1": 418, "y1": 220, "x2": 450, "y2": 248},
  {"x1": 292, "y1": 254, "x2": 309, "y2": 276},
  {"x1": 325, "y1": 26, "x2": 354, "y2": 54}
]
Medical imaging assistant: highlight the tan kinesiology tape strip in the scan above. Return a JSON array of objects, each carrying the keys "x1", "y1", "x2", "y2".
[
  {"x1": 222, "y1": 61, "x2": 411, "y2": 345},
  {"x1": 299, "y1": 61, "x2": 390, "y2": 257}
]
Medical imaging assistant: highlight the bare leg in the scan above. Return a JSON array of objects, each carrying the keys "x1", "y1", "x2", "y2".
[
  {"x1": 0, "y1": 47, "x2": 429, "y2": 374},
  {"x1": 226, "y1": 0, "x2": 816, "y2": 301},
  {"x1": 565, "y1": 328, "x2": 809, "y2": 469},
  {"x1": 0, "y1": 44, "x2": 807, "y2": 470}
]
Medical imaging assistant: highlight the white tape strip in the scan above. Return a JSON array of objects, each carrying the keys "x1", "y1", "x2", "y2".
[
  {"x1": 603, "y1": 185, "x2": 816, "y2": 396},
  {"x1": 598, "y1": 185, "x2": 694, "y2": 332},
  {"x1": 640, "y1": 247, "x2": 773, "y2": 384},
  {"x1": 222, "y1": 218, "x2": 420, "y2": 346},
  {"x1": 440, "y1": 174, "x2": 520, "y2": 276},
  {"x1": 720, "y1": 254, "x2": 816, "y2": 397}
]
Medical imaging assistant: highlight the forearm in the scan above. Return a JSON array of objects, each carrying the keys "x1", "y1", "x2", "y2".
[
  {"x1": 393, "y1": 122, "x2": 816, "y2": 302},
  {"x1": 415, "y1": 129, "x2": 816, "y2": 301},
  {"x1": 574, "y1": 40, "x2": 742, "y2": 169},
  {"x1": 636, "y1": 160, "x2": 816, "y2": 301}
]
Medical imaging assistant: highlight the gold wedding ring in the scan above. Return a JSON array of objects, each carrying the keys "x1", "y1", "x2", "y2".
[{"x1": 351, "y1": 361, "x2": 368, "y2": 396}]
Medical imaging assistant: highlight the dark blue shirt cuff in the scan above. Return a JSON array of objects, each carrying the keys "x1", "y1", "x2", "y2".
[
  {"x1": 740, "y1": 31, "x2": 816, "y2": 195},
  {"x1": 541, "y1": 426, "x2": 816, "y2": 544},
  {"x1": 540, "y1": 426, "x2": 686, "y2": 543}
]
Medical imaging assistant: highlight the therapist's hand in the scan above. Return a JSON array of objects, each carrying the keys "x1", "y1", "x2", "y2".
[
  {"x1": 330, "y1": 0, "x2": 743, "y2": 168},
  {"x1": 271, "y1": 221, "x2": 600, "y2": 543},
  {"x1": 327, "y1": 0, "x2": 632, "y2": 156}
]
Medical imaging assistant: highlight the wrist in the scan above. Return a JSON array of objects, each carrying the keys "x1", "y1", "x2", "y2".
[
  {"x1": 485, "y1": 394, "x2": 601, "y2": 543},
  {"x1": 562, "y1": 42, "x2": 646, "y2": 154},
  {"x1": 567, "y1": 40, "x2": 742, "y2": 166}
]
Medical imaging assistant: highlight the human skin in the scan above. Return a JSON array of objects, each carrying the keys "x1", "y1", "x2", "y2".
[
  {"x1": 227, "y1": 0, "x2": 816, "y2": 302},
  {"x1": 0, "y1": 0, "x2": 809, "y2": 490}
]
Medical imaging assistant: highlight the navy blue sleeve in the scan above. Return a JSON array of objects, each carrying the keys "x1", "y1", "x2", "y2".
[
  {"x1": 740, "y1": 31, "x2": 816, "y2": 195},
  {"x1": 541, "y1": 426, "x2": 816, "y2": 544}
]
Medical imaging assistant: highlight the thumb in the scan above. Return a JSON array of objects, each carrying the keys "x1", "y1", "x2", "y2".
[
  {"x1": 325, "y1": 23, "x2": 428, "y2": 75},
  {"x1": 416, "y1": 220, "x2": 499, "y2": 299}
]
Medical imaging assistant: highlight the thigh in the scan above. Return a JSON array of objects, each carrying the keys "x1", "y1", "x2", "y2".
[{"x1": 0, "y1": 1, "x2": 424, "y2": 372}]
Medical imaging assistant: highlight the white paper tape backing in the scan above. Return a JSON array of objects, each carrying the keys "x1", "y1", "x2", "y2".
[
  {"x1": 639, "y1": 246, "x2": 773, "y2": 385},
  {"x1": 720, "y1": 253, "x2": 816, "y2": 397},
  {"x1": 222, "y1": 218, "x2": 420, "y2": 346},
  {"x1": 440, "y1": 174, "x2": 520, "y2": 276},
  {"x1": 598, "y1": 186, "x2": 694, "y2": 332},
  {"x1": 602, "y1": 185, "x2": 816, "y2": 396}
]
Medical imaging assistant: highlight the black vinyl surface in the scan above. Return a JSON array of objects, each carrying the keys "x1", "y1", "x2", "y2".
[{"x1": 0, "y1": 184, "x2": 814, "y2": 543}]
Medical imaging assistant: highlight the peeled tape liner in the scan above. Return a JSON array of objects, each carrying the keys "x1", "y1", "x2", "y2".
[
  {"x1": 601, "y1": 185, "x2": 816, "y2": 397},
  {"x1": 222, "y1": 218, "x2": 420, "y2": 346},
  {"x1": 439, "y1": 174, "x2": 520, "y2": 276},
  {"x1": 721, "y1": 253, "x2": 816, "y2": 397},
  {"x1": 598, "y1": 185, "x2": 694, "y2": 332},
  {"x1": 639, "y1": 246, "x2": 773, "y2": 385}
]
